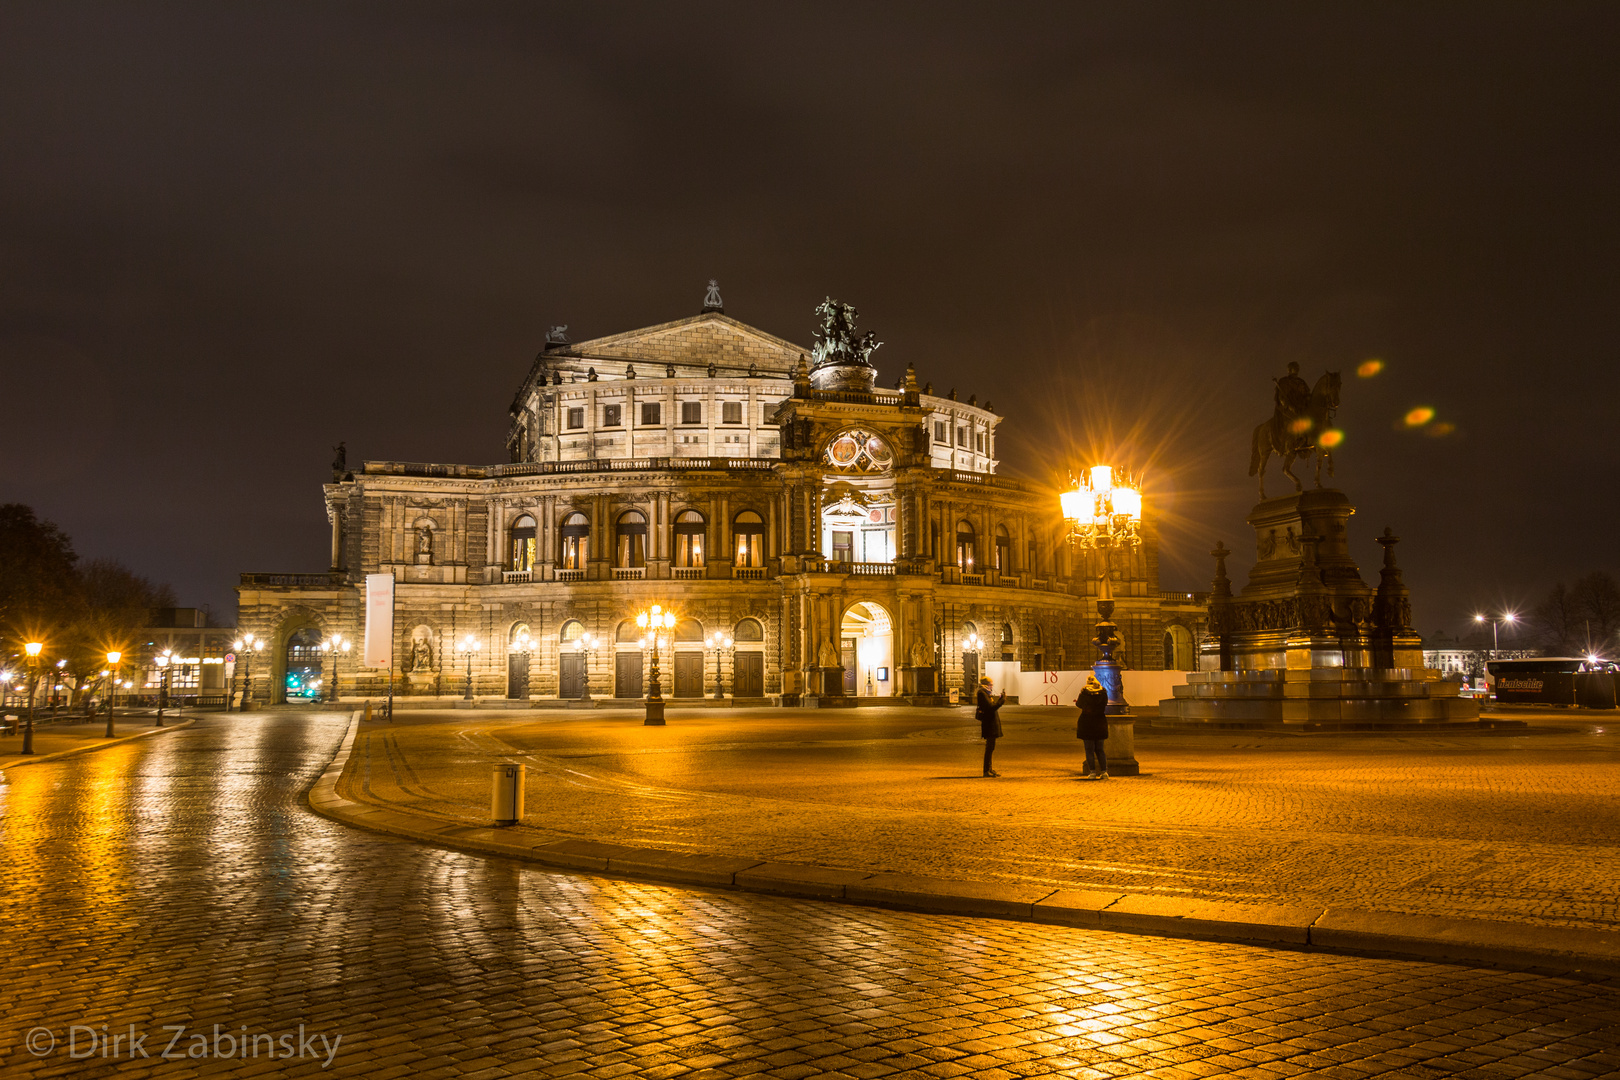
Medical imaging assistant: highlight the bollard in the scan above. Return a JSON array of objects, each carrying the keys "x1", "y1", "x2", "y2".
[
  {"x1": 363, "y1": 700, "x2": 372, "y2": 722},
  {"x1": 491, "y1": 763, "x2": 525, "y2": 826}
]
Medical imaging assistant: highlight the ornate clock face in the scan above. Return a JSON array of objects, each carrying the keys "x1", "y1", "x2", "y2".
[{"x1": 825, "y1": 429, "x2": 893, "y2": 472}]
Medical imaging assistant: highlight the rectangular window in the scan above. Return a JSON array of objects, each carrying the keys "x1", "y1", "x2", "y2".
[
  {"x1": 832, "y1": 531, "x2": 854, "y2": 563},
  {"x1": 566, "y1": 407, "x2": 584, "y2": 429},
  {"x1": 934, "y1": 421, "x2": 947, "y2": 443},
  {"x1": 956, "y1": 426, "x2": 968, "y2": 447},
  {"x1": 602, "y1": 404, "x2": 622, "y2": 427},
  {"x1": 722, "y1": 401, "x2": 742, "y2": 424},
  {"x1": 681, "y1": 401, "x2": 701, "y2": 424},
  {"x1": 640, "y1": 402, "x2": 661, "y2": 426},
  {"x1": 976, "y1": 431, "x2": 985, "y2": 453}
]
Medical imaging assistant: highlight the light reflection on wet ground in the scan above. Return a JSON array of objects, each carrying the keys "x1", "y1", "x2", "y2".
[{"x1": 1, "y1": 712, "x2": 1617, "y2": 1078}]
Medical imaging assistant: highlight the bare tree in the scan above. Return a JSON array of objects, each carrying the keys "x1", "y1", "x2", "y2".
[
  {"x1": 1573, "y1": 571, "x2": 1620, "y2": 652},
  {"x1": 1530, "y1": 582, "x2": 1582, "y2": 655}
]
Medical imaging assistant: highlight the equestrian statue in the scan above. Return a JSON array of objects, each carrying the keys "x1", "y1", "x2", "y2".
[{"x1": 1249, "y1": 363, "x2": 1341, "y2": 498}]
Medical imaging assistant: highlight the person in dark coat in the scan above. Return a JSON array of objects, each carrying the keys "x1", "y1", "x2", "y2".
[
  {"x1": 975, "y1": 675, "x2": 1006, "y2": 777},
  {"x1": 1076, "y1": 674, "x2": 1110, "y2": 779}
]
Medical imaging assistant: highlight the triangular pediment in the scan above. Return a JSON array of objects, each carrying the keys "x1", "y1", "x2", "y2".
[{"x1": 556, "y1": 313, "x2": 807, "y2": 373}]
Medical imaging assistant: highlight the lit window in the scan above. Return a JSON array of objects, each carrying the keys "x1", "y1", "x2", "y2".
[
  {"x1": 674, "y1": 510, "x2": 706, "y2": 568},
  {"x1": 509, "y1": 515, "x2": 537, "y2": 572},
  {"x1": 934, "y1": 421, "x2": 947, "y2": 443},
  {"x1": 559, "y1": 513, "x2": 589, "y2": 569},
  {"x1": 733, "y1": 511, "x2": 764, "y2": 568}
]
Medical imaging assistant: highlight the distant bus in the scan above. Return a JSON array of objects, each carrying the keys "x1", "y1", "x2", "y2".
[{"x1": 1486, "y1": 657, "x2": 1617, "y2": 706}]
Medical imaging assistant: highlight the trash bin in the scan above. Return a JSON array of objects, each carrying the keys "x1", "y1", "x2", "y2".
[{"x1": 491, "y1": 763, "x2": 525, "y2": 825}]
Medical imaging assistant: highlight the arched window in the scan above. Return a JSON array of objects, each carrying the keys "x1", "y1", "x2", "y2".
[
  {"x1": 956, "y1": 520, "x2": 977, "y2": 572},
  {"x1": 962, "y1": 620, "x2": 978, "y2": 648},
  {"x1": 673, "y1": 510, "x2": 706, "y2": 568},
  {"x1": 1000, "y1": 622, "x2": 1014, "y2": 661},
  {"x1": 509, "y1": 622, "x2": 533, "y2": 650},
  {"x1": 559, "y1": 512, "x2": 589, "y2": 570},
  {"x1": 994, "y1": 524, "x2": 1011, "y2": 573},
  {"x1": 734, "y1": 618, "x2": 764, "y2": 642},
  {"x1": 615, "y1": 620, "x2": 642, "y2": 644},
  {"x1": 615, "y1": 510, "x2": 647, "y2": 568},
  {"x1": 560, "y1": 619, "x2": 584, "y2": 644},
  {"x1": 733, "y1": 510, "x2": 765, "y2": 568},
  {"x1": 509, "y1": 514, "x2": 537, "y2": 572},
  {"x1": 674, "y1": 618, "x2": 704, "y2": 644}
]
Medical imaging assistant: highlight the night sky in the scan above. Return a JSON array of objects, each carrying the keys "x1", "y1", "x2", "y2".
[{"x1": 2, "y1": 3, "x2": 1615, "y2": 642}]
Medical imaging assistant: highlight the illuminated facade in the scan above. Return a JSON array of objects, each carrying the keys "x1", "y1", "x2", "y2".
[{"x1": 237, "y1": 293, "x2": 1204, "y2": 705}]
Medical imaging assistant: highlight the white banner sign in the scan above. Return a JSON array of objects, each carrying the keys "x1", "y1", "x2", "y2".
[{"x1": 364, "y1": 573, "x2": 395, "y2": 667}]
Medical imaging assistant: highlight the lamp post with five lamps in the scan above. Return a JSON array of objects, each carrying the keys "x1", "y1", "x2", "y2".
[
  {"x1": 1060, "y1": 465, "x2": 1144, "y2": 714},
  {"x1": 962, "y1": 630, "x2": 984, "y2": 699},
  {"x1": 154, "y1": 650, "x2": 175, "y2": 726},
  {"x1": 636, "y1": 604, "x2": 677, "y2": 725}
]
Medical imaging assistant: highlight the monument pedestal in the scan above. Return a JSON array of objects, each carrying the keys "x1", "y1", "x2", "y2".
[{"x1": 1159, "y1": 489, "x2": 1478, "y2": 728}]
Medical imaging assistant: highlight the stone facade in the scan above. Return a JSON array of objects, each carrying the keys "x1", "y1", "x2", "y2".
[{"x1": 237, "y1": 305, "x2": 1201, "y2": 705}]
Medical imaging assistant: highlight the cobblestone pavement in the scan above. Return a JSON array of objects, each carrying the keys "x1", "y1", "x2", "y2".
[
  {"x1": 4, "y1": 713, "x2": 1619, "y2": 1079},
  {"x1": 343, "y1": 706, "x2": 1620, "y2": 931}
]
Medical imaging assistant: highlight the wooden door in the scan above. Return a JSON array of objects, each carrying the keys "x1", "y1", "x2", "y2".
[
  {"x1": 841, "y1": 637, "x2": 857, "y2": 694},
  {"x1": 734, "y1": 651, "x2": 764, "y2": 697},
  {"x1": 507, "y1": 652, "x2": 529, "y2": 699},
  {"x1": 615, "y1": 651, "x2": 643, "y2": 698},
  {"x1": 962, "y1": 652, "x2": 980, "y2": 696},
  {"x1": 559, "y1": 652, "x2": 585, "y2": 699},
  {"x1": 673, "y1": 652, "x2": 704, "y2": 698}
]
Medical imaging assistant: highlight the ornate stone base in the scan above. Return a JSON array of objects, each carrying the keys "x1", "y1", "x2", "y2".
[{"x1": 1158, "y1": 667, "x2": 1480, "y2": 727}]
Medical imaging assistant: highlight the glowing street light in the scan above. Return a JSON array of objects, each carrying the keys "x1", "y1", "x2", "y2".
[
  {"x1": 231, "y1": 632, "x2": 265, "y2": 712},
  {"x1": 705, "y1": 632, "x2": 734, "y2": 700},
  {"x1": 456, "y1": 633, "x2": 481, "y2": 701},
  {"x1": 154, "y1": 649, "x2": 174, "y2": 726},
  {"x1": 635, "y1": 604, "x2": 678, "y2": 725},
  {"x1": 21, "y1": 641, "x2": 43, "y2": 755},
  {"x1": 105, "y1": 650, "x2": 121, "y2": 738},
  {"x1": 320, "y1": 633, "x2": 351, "y2": 703},
  {"x1": 573, "y1": 631, "x2": 599, "y2": 702},
  {"x1": 1473, "y1": 611, "x2": 1517, "y2": 660},
  {"x1": 1060, "y1": 465, "x2": 1145, "y2": 714}
]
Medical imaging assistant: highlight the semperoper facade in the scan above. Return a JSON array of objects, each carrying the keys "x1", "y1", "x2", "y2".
[{"x1": 237, "y1": 287, "x2": 1206, "y2": 705}]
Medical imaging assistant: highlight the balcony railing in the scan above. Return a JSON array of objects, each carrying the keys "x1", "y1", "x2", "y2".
[
  {"x1": 503, "y1": 569, "x2": 532, "y2": 584},
  {"x1": 850, "y1": 562, "x2": 896, "y2": 576},
  {"x1": 556, "y1": 569, "x2": 585, "y2": 582},
  {"x1": 734, "y1": 566, "x2": 767, "y2": 580},
  {"x1": 961, "y1": 573, "x2": 985, "y2": 585},
  {"x1": 613, "y1": 567, "x2": 647, "y2": 581},
  {"x1": 672, "y1": 567, "x2": 705, "y2": 580}
]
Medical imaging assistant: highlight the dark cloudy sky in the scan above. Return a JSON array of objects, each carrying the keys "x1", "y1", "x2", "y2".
[{"x1": 2, "y1": 2, "x2": 1615, "y2": 641}]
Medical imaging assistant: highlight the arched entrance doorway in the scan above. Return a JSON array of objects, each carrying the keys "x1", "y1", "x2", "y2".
[
  {"x1": 841, "y1": 601, "x2": 894, "y2": 697},
  {"x1": 285, "y1": 628, "x2": 323, "y2": 702}
]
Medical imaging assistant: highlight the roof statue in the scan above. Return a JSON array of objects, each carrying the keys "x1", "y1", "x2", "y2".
[
  {"x1": 703, "y1": 279, "x2": 724, "y2": 312},
  {"x1": 546, "y1": 325, "x2": 570, "y2": 345},
  {"x1": 811, "y1": 298, "x2": 881, "y2": 371}
]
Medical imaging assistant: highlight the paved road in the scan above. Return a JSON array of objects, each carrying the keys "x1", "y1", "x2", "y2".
[
  {"x1": 347, "y1": 706, "x2": 1620, "y2": 930},
  {"x1": 2, "y1": 713, "x2": 1617, "y2": 1079}
]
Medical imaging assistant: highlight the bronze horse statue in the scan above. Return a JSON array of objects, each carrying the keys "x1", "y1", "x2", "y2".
[{"x1": 1249, "y1": 370, "x2": 1340, "y2": 498}]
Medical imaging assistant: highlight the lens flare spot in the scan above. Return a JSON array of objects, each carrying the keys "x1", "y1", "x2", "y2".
[
  {"x1": 1319, "y1": 429, "x2": 1344, "y2": 448},
  {"x1": 1404, "y1": 407, "x2": 1435, "y2": 428},
  {"x1": 1358, "y1": 359, "x2": 1384, "y2": 378},
  {"x1": 1288, "y1": 417, "x2": 1313, "y2": 434},
  {"x1": 1426, "y1": 421, "x2": 1456, "y2": 437}
]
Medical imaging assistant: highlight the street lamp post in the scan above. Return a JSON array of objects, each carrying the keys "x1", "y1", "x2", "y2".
[
  {"x1": 154, "y1": 650, "x2": 173, "y2": 726},
  {"x1": 963, "y1": 630, "x2": 983, "y2": 698},
  {"x1": 105, "y1": 651, "x2": 121, "y2": 738},
  {"x1": 53, "y1": 659, "x2": 67, "y2": 716},
  {"x1": 635, "y1": 604, "x2": 677, "y2": 725},
  {"x1": 321, "y1": 633, "x2": 351, "y2": 703},
  {"x1": 1060, "y1": 465, "x2": 1144, "y2": 714},
  {"x1": 1473, "y1": 611, "x2": 1518, "y2": 660},
  {"x1": 231, "y1": 633, "x2": 264, "y2": 711},
  {"x1": 458, "y1": 634, "x2": 480, "y2": 701},
  {"x1": 705, "y1": 632, "x2": 734, "y2": 700},
  {"x1": 575, "y1": 631, "x2": 598, "y2": 702},
  {"x1": 22, "y1": 641, "x2": 43, "y2": 755}
]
